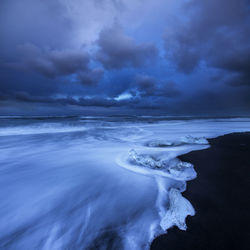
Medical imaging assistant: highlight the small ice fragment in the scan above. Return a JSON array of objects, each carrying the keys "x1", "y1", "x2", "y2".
[
  {"x1": 160, "y1": 188, "x2": 195, "y2": 231},
  {"x1": 146, "y1": 140, "x2": 173, "y2": 147}
]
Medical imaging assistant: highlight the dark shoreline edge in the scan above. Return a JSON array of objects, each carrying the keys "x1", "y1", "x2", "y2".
[{"x1": 151, "y1": 132, "x2": 250, "y2": 250}]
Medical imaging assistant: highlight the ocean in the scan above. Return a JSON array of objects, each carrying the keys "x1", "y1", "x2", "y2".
[{"x1": 0, "y1": 116, "x2": 250, "y2": 249}]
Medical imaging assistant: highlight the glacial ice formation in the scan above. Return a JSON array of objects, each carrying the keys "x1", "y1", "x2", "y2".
[
  {"x1": 128, "y1": 149, "x2": 196, "y2": 181},
  {"x1": 128, "y1": 149, "x2": 196, "y2": 235},
  {"x1": 129, "y1": 149, "x2": 163, "y2": 169},
  {"x1": 146, "y1": 135, "x2": 208, "y2": 148},
  {"x1": 146, "y1": 140, "x2": 174, "y2": 147},
  {"x1": 181, "y1": 135, "x2": 208, "y2": 145},
  {"x1": 167, "y1": 159, "x2": 197, "y2": 180},
  {"x1": 160, "y1": 188, "x2": 195, "y2": 231}
]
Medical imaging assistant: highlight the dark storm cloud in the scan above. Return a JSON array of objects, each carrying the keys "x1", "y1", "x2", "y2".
[
  {"x1": 135, "y1": 75, "x2": 181, "y2": 98},
  {"x1": 213, "y1": 47, "x2": 250, "y2": 86},
  {"x1": 168, "y1": 87, "x2": 250, "y2": 115},
  {"x1": 0, "y1": 0, "x2": 72, "y2": 54},
  {"x1": 0, "y1": 92, "x2": 8, "y2": 102},
  {"x1": 1, "y1": 91, "x2": 138, "y2": 108},
  {"x1": 13, "y1": 92, "x2": 56, "y2": 104},
  {"x1": 2, "y1": 44, "x2": 103, "y2": 86},
  {"x1": 18, "y1": 44, "x2": 88, "y2": 78},
  {"x1": 135, "y1": 75, "x2": 155, "y2": 95},
  {"x1": 0, "y1": 0, "x2": 250, "y2": 115},
  {"x1": 77, "y1": 68, "x2": 104, "y2": 86},
  {"x1": 74, "y1": 96, "x2": 135, "y2": 108},
  {"x1": 29, "y1": 49, "x2": 89, "y2": 78},
  {"x1": 96, "y1": 25, "x2": 158, "y2": 69},
  {"x1": 165, "y1": 0, "x2": 250, "y2": 86}
]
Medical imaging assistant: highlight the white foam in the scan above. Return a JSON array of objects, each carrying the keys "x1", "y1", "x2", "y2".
[{"x1": 1, "y1": 117, "x2": 250, "y2": 250}]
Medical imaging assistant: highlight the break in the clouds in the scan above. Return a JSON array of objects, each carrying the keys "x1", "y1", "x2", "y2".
[{"x1": 0, "y1": 0, "x2": 249, "y2": 115}]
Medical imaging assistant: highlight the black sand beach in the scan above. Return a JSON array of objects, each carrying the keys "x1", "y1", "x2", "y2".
[{"x1": 151, "y1": 132, "x2": 250, "y2": 250}]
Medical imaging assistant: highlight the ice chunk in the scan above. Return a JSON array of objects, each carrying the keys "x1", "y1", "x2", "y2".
[
  {"x1": 128, "y1": 150, "x2": 196, "y2": 180},
  {"x1": 129, "y1": 149, "x2": 162, "y2": 169},
  {"x1": 146, "y1": 135, "x2": 208, "y2": 148},
  {"x1": 181, "y1": 135, "x2": 208, "y2": 145},
  {"x1": 160, "y1": 188, "x2": 195, "y2": 231},
  {"x1": 146, "y1": 140, "x2": 174, "y2": 147},
  {"x1": 168, "y1": 159, "x2": 197, "y2": 180}
]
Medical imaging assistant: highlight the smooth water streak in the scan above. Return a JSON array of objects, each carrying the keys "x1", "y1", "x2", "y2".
[{"x1": 0, "y1": 117, "x2": 250, "y2": 249}]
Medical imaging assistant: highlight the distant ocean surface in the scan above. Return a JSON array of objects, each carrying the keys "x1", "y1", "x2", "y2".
[{"x1": 0, "y1": 116, "x2": 250, "y2": 250}]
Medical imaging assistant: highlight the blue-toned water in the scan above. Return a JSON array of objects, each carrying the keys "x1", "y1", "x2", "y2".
[{"x1": 0, "y1": 116, "x2": 250, "y2": 250}]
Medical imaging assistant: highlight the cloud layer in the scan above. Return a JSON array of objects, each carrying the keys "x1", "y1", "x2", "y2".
[{"x1": 0, "y1": 0, "x2": 249, "y2": 115}]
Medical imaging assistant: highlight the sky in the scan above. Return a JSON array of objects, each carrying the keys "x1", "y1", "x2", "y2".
[{"x1": 0, "y1": 0, "x2": 250, "y2": 116}]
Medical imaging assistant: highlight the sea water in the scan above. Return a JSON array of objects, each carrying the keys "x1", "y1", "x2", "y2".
[{"x1": 0, "y1": 116, "x2": 250, "y2": 249}]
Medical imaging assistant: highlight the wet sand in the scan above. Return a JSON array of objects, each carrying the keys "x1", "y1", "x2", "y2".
[{"x1": 151, "y1": 132, "x2": 250, "y2": 250}]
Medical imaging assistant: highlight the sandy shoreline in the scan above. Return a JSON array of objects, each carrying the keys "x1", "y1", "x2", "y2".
[{"x1": 151, "y1": 132, "x2": 250, "y2": 250}]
